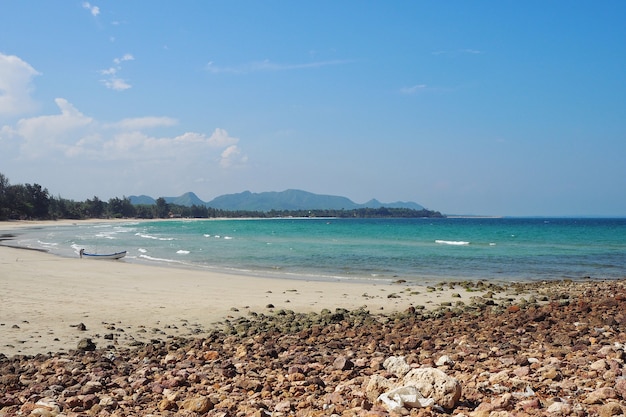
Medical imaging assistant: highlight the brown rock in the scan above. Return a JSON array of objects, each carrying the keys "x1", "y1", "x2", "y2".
[
  {"x1": 546, "y1": 401, "x2": 572, "y2": 415},
  {"x1": 203, "y1": 350, "x2": 219, "y2": 360},
  {"x1": 584, "y1": 387, "x2": 617, "y2": 404},
  {"x1": 614, "y1": 378, "x2": 626, "y2": 399},
  {"x1": 333, "y1": 355, "x2": 354, "y2": 371},
  {"x1": 274, "y1": 400, "x2": 292, "y2": 412},
  {"x1": 599, "y1": 402, "x2": 624, "y2": 417},
  {"x1": 181, "y1": 396, "x2": 213, "y2": 413},
  {"x1": 76, "y1": 338, "x2": 96, "y2": 351},
  {"x1": 158, "y1": 398, "x2": 177, "y2": 411}
]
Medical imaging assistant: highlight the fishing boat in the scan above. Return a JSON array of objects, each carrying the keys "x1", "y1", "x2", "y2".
[{"x1": 79, "y1": 248, "x2": 127, "y2": 260}]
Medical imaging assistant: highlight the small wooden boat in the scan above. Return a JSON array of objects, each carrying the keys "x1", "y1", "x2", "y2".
[{"x1": 79, "y1": 249, "x2": 126, "y2": 260}]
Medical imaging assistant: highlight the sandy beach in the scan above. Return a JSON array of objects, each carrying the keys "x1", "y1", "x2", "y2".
[{"x1": 0, "y1": 219, "x2": 471, "y2": 358}]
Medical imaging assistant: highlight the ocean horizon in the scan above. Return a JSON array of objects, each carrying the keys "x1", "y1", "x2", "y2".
[{"x1": 3, "y1": 217, "x2": 625, "y2": 285}]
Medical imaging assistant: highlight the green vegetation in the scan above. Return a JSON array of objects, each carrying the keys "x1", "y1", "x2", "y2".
[{"x1": 0, "y1": 173, "x2": 444, "y2": 220}]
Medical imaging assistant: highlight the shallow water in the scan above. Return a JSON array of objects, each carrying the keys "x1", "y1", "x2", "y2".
[{"x1": 6, "y1": 217, "x2": 626, "y2": 284}]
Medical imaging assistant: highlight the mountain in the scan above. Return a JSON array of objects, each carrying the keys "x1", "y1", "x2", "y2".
[
  {"x1": 129, "y1": 195, "x2": 156, "y2": 205},
  {"x1": 164, "y1": 192, "x2": 205, "y2": 207},
  {"x1": 130, "y1": 189, "x2": 425, "y2": 211},
  {"x1": 207, "y1": 190, "x2": 356, "y2": 211},
  {"x1": 129, "y1": 192, "x2": 205, "y2": 207},
  {"x1": 361, "y1": 198, "x2": 424, "y2": 211}
]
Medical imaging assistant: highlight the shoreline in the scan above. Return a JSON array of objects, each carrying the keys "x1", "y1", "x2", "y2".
[
  {"x1": 0, "y1": 218, "x2": 525, "y2": 286},
  {"x1": 1, "y1": 219, "x2": 623, "y2": 359},
  {"x1": 1, "y1": 254, "x2": 624, "y2": 416},
  {"x1": 1, "y1": 242, "x2": 496, "y2": 358},
  {"x1": 3, "y1": 239, "x2": 621, "y2": 359}
]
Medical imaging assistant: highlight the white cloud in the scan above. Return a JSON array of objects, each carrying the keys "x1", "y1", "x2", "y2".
[
  {"x1": 220, "y1": 145, "x2": 244, "y2": 168},
  {"x1": 82, "y1": 2, "x2": 100, "y2": 16},
  {"x1": 11, "y1": 98, "x2": 93, "y2": 157},
  {"x1": 0, "y1": 53, "x2": 40, "y2": 116},
  {"x1": 2, "y1": 98, "x2": 246, "y2": 169},
  {"x1": 1, "y1": 98, "x2": 247, "y2": 199},
  {"x1": 113, "y1": 54, "x2": 134, "y2": 65},
  {"x1": 101, "y1": 54, "x2": 134, "y2": 91},
  {"x1": 102, "y1": 78, "x2": 131, "y2": 91},
  {"x1": 100, "y1": 67, "x2": 117, "y2": 76},
  {"x1": 207, "y1": 128, "x2": 239, "y2": 147}
]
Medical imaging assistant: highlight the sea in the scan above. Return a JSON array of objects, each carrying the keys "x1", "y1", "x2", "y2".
[{"x1": 4, "y1": 217, "x2": 626, "y2": 284}]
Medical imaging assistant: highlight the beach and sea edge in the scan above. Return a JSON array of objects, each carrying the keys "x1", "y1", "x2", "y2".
[{"x1": 1, "y1": 219, "x2": 625, "y2": 416}]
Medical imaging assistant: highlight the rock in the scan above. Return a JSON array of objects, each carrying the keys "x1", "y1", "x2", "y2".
[
  {"x1": 383, "y1": 356, "x2": 411, "y2": 377},
  {"x1": 614, "y1": 378, "x2": 626, "y2": 399},
  {"x1": 401, "y1": 367, "x2": 462, "y2": 409},
  {"x1": 76, "y1": 338, "x2": 96, "y2": 351},
  {"x1": 81, "y1": 380, "x2": 103, "y2": 394},
  {"x1": 333, "y1": 355, "x2": 353, "y2": 371},
  {"x1": 0, "y1": 280, "x2": 624, "y2": 417},
  {"x1": 599, "y1": 402, "x2": 624, "y2": 417},
  {"x1": 274, "y1": 400, "x2": 292, "y2": 412},
  {"x1": 180, "y1": 396, "x2": 213, "y2": 413},
  {"x1": 366, "y1": 374, "x2": 395, "y2": 403},
  {"x1": 435, "y1": 355, "x2": 455, "y2": 367},
  {"x1": 590, "y1": 358, "x2": 608, "y2": 370},
  {"x1": 203, "y1": 350, "x2": 219, "y2": 360},
  {"x1": 546, "y1": 401, "x2": 572, "y2": 415},
  {"x1": 584, "y1": 387, "x2": 617, "y2": 404},
  {"x1": 158, "y1": 398, "x2": 177, "y2": 411}
]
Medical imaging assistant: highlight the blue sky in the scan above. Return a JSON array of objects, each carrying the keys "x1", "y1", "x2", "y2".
[{"x1": 1, "y1": 1, "x2": 624, "y2": 216}]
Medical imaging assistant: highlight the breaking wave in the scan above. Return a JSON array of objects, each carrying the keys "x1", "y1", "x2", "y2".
[{"x1": 435, "y1": 240, "x2": 470, "y2": 246}]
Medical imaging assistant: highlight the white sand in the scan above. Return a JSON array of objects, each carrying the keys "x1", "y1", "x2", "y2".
[{"x1": 0, "y1": 220, "x2": 467, "y2": 357}]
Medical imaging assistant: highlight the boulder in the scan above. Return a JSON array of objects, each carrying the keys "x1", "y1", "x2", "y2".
[
  {"x1": 383, "y1": 355, "x2": 411, "y2": 377},
  {"x1": 401, "y1": 367, "x2": 462, "y2": 409}
]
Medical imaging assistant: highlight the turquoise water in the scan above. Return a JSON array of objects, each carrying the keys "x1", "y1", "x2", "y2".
[{"x1": 5, "y1": 218, "x2": 626, "y2": 283}]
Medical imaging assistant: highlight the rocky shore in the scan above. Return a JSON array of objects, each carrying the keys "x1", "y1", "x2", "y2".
[{"x1": 1, "y1": 279, "x2": 625, "y2": 416}]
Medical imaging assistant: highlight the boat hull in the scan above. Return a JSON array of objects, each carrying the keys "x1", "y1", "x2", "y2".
[{"x1": 80, "y1": 250, "x2": 126, "y2": 260}]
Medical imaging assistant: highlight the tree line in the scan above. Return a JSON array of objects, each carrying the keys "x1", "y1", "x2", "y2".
[{"x1": 0, "y1": 173, "x2": 444, "y2": 220}]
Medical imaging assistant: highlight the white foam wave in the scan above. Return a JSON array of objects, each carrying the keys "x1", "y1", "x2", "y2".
[
  {"x1": 37, "y1": 240, "x2": 58, "y2": 247},
  {"x1": 138, "y1": 254, "x2": 181, "y2": 264},
  {"x1": 203, "y1": 234, "x2": 211, "y2": 237},
  {"x1": 435, "y1": 240, "x2": 470, "y2": 246},
  {"x1": 138, "y1": 248, "x2": 147, "y2": 253},
  {"x1": 135, "y1": 232, "x2": 175, "y2": 241},
  {"x1": 223, "y1": 236, "x2": 233, "y2": 240},
  {"x1": 95, "y1": 233, "x2": 116, "y2": 239},
  {"x1": 176, "y1": 250, "x2": 190, "y2": 254}
]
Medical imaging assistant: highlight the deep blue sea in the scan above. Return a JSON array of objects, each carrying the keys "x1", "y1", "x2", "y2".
[{"x1": 5, "y1": 217, "x2": 626, "y2": 284}]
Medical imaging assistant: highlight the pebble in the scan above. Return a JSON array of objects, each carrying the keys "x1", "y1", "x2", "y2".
[{"x1": 0, "y1": 279, "x2": 625, "y2": 416}]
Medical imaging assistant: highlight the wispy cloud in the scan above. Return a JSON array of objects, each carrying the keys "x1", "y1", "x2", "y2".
[
  {"x1": 82, "y1": 2, "x2": 100, "y2": 17},
  {"x1": 102, "y1": 78, "x2": 131, "y2": 91},
  {"x1": 206, "y1": 59, "x2": 352, "y2": 74},
  {"x1": 113, "y1": 116, "x2": 178, "y2": 130},
  {"x1": 114, "y1": 54, "x2": 134, "y2": 65},
  {"x1": 432, "y1": 49, "x2": 484, "y2": 56},
  {"x1": 100, "y1": 54, "x2": 134, "y2": 91},
  {"x1": 400, "y1": 84, "x2": 428, "y2": 95}
]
